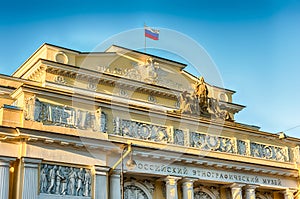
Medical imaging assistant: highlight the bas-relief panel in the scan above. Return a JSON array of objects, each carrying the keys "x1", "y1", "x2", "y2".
[
  {"x1": 113, "y1": 117, "x2": 172, "y2": 143},
  {"x1": 39, "y1": 164, "x2": 91, "y2": 197},
  {"x1": 25, "y1": 96, "x2": 107, "y2": 132},
  {"x1": 113, "y1": 118, "x2": 290, "y2": 162}
]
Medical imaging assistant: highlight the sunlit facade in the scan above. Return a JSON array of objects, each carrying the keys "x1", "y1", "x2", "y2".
[{"x1": 0, "y1": 43, "x2": 299, "y2": 199}]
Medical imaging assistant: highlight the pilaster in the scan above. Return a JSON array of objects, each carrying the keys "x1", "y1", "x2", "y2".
[
  {"x1": 21, "y1": 157, "x2": 42, "y2": 199},
  {"x1": 0, "y1": 157, "x2": 15, "y2": 199},
  {"x1": 95, "y1": 165, "x2": 110, "y2": 199},
  {"x1": 110, "y1": 170, "x2": 121, "y2": 199}
]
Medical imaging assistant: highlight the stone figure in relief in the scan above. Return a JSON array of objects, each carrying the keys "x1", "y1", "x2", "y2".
[
  {"x1": 76, "y1": 168, "x2": 84, "y2": 196},
  {"x1": 55, "y1": 166, "x2": 64, "y2": 194},
  {"x1": 83, "y1": 169, "x2": 91, "y2": 196},
  {"x1": 47, "y1": 166, "x2": 57, "y2": 193},
  {"x1": 68, "y1": 168, "x2": 77, "y2": 195},
  {"x1": 60, "y1": 168, "x2": 68, "y2": 195},
  {"x1": 40, "y1": 164, "x2": 48, "y2": 193},
  {"x1": 143, "y1": 57, "x2": 159, "y2": 83},
  {"x1": 178, "y1": 91, "x2": 194, "y2": 114}
]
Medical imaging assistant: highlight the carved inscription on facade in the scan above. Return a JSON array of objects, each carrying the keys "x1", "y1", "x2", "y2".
[
  {"x1": 25, "y1": 97, "x2": 107, "y2": 132},
  {"x1": 113, "y1": 117, "x2": 171, "y2": 143},
  {"x1": 40, "y1": 164, "x2": 91, "y2": 197},
  {"x1": 135, "y1": 161, "x2": 291, "y2": 188}
]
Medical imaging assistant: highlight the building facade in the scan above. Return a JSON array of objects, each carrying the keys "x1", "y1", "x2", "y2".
[{"x1": 0, "y1": 43, "x2": 299, "y2": 199}]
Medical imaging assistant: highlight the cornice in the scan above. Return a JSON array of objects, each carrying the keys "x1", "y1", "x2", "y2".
[{"x1": 131, "y1": 146, "x2": 298, "y2": 178}]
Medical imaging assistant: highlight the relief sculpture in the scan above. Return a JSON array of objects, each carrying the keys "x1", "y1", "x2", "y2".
[
  {"x1": 25, "y1": 97, "x2": 107, "y2": 132},
  {"x1": 40, "y1": 164, "x2": 91, "y2": 197},
  {"x1": 250, "y1": 142, "x2": 289, "y2": 162},
  {"x1": 190, "y1": 132, "x2": 236, "y2": 153},
  {"x1": 113, "y1": 118, "x2": 171, "y2": 143}
]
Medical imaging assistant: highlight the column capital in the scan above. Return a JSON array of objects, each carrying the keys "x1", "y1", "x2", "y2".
[
  {"x1": 94, "y1": 165, "x2": 110, "y2": 175},
  {"x1": 230, "y1": 183, "x2": 245, "y2": 188},
  {"x1": 0, "y1": 156, "x2": 16, "y2": 167},
  {"x1": 245, "y1": 185, "x2": 259, "y2": 190},
  {"x1": 164, "y1": 176, "x2": 182, "y2": 186},
  {"x1": 22, "y1": 157, "x2": 42, "y2": 168},
  {"x1": 181, "y1": 178, "x2": 197, "y2": 183}
]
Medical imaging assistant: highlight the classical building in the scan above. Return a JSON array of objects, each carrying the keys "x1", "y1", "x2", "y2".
[{"x1": 0, "y1": 43, "x2": 299, "y2": 199}]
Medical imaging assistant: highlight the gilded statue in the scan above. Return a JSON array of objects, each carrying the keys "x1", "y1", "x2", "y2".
[{"x1": 173, "y1": 76, "x2": 232, "y2": 121}]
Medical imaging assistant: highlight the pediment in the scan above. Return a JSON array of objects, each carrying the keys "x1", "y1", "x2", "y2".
[{"x1": 104, "y1": 45, "x2": 194, "y2": 92}]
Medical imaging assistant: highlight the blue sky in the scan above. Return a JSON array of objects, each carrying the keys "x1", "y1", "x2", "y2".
[{"x1": 1, "y1": 0, "x2": 300, "y2": 137}]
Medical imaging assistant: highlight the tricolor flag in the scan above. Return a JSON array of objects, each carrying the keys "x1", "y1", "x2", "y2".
[{"x1": 144, "y1": 25, "x2": 160, "y2": 40}]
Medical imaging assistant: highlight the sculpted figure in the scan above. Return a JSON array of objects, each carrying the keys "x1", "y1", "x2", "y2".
[
  {"x1": 76, "y1": 168, "x2": 84, "y2": 196},
  {"x1": 40, "y1": 164, "x2": 48, "y2": 193},
  {"x1": 194, "y1": 77, "x2": 208, "y2": 113},
  {"x1": 55, "y1": 166, "x2": 64, "y2": 194},
  {"x1": 83, "y1": 169, "x2": 91, "y2": 196},
  {"x1": 179, "y1": 91, "x2": 194, "y2": 114},
  {"x1": 60, "y1": 168, "x2": 67, "y2": 195},
  {"x1": 68, "y1": 168, "x2": 77, "y2": 195},
  {"x1": 47, "y1": 166, "x2": 57, "y2": 193},
  {"x1": 143, "y1": 58, "x2": 159, "y2": 83}
]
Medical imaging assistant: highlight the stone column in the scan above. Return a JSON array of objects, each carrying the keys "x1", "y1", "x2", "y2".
[
  {"x1": 0, "y1": 157, "x2": 15, "y2": 199},
  {"x1": 245, "y1": 185, "x2": 257, "y2": 199},
  {"x1": 21, "y1": 157, "x2": 42, "y2": 199},
  {"x1": 164, "y1": 176, "x2": 181, "y2": 199},
  {"x1": 182, "y1": 178, "x2": 196, "y2": 199},
  {"x1": 230, "y1": 183, "x2": 244, "y2": 199},
  {"x1": 95, "y1": 166, "x2": 110, "y2": 199},
  {"x1": 110, "y1": 170, "x2": 121, "y2": 199},
  {"x1": 283, "y1": 189, "x2": 296, "y2": 199}
]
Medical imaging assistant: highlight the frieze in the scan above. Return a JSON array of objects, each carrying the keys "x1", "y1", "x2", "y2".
[
  {"x1": 134, "y1": 161, "x2": 297, "y2": 189},
  {"x1": 112, "y1": 117, "x2": 291, "y2": 163},
  {"x1": 250, "y1": 142, "x2": 289, "y2": 162},
  {"x1": 39, "y1": 164, "x2": 91, "y2": 197},
  {"x1": 189, "y1": 132, "x2": 236, "y2": 153},
  {"x1": 25, "y1": 96, "x2": 107, "y2": 132},
  {"x1": 113, "y1": 117, "x2": 172, "y2": 143}
]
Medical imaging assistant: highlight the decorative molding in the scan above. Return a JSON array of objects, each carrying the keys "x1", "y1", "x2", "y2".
[
  {"x1": 55, "y1": 51, "x2": 69, "y2": 64},
  {"x1": 53, "y1": 75, "x2": 66, "y2": 84},
  {"x1": 124, "y1": 180, "x2": 153, "y2": 199},
  {"x1": 194, "y1": 186, "x2": 220, "y2": 199}
]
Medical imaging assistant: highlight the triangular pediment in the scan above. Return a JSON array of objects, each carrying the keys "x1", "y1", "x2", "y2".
[{"x1": 104, "y1": 45, "x2": 194, "y2": 92}]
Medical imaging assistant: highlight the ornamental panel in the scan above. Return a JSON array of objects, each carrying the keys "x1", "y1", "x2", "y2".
[
  {"x1": 25, "y1": 96, "x2": 107, "y2": 132},
  {"x1": 113, "y1": 117, "x2": 171, "y2": 143},
  {"x1": 250, "y1": 142, "x2": 289, "y2": 162},
  {"x1": 39, "y1": 164, "x2": 91, "y2": 197},
  {"x1": 189, "y1": 131, "x2": 236, "y2": 153}
]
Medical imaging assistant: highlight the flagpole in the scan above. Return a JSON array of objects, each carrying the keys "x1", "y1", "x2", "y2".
[{"x1": 144, "y1": 23, "x2": 146, "y2": 53}]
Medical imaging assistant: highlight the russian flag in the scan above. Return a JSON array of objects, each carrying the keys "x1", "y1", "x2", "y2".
[{"x1": 144, "y1": 26, "x2": 159, "y2": 40}]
